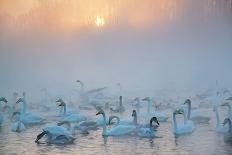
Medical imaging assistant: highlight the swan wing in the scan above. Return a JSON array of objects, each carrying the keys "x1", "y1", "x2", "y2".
[{"x1": 108, "y1": 125, "x2": 136, "y2": 136}]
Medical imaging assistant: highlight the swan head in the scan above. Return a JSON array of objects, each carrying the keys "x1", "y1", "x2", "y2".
[
  {"x1": 96, "y1": 109, "x2": 105, "y2": 116},
  {"x1": 35, "y1": 130, "x2": 49, "y2": 143},
  {"x1": 184, "y1": 99, "x2": 191, "y2": 105},
  {"x1": 132, "y1": 110, "x2": 137, "y2": 117},
  {"x1": 223, "y1": 118, "x2": 231, "y2": 126},
  {"x1": 0, "y1": 97, "x2": 8, "y2": 103},
  {"x1": 173, "y1": 109, "x2": 184, "y2": 115},
  {"x1": 16, "y1": 98, "x2": 24, "y2": 103},
  {"x1": 76, "y1": 80, "x2": 84, "y2": 87},
  {"x1": 150, "y1": 117, "x2": 159, "y2": 127},
  {"x1": 142, "y1": 97, "x2": 151, "y2": 101},
  {"x1": 56, "y1": 99, "x2": 65, "y2": 106}
]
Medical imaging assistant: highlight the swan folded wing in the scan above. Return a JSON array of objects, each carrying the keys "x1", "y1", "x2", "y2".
[
  {"x1": 109, "y1": 125, "x2": 136, "y2": 136},
  {"x1": 44, "y1": 126, "x2": 71, "y2": 137},
  {"x1": 175, "y1": 122, "x2": 194, "y2": 134},
  {"x1": 137, "y1": 128, "x2": 155, "y2": 138},
  {"x1": 62, "y1": 114, "x2": 87, "y2": 123},
  {"x1": 11, "y1": 122, "x2": 26, "y2": 132},
  {"x1": 22, "y1": 113, "x2": 44, "y2": 124}
]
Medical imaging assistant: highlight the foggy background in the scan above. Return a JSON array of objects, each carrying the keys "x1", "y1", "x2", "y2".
[{"x1": 0, "y1": 0, "x2": 232, "y2": 100}]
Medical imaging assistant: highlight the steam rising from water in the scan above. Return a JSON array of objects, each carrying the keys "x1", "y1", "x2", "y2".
[{"x1": 0, "y1": 0, "x2": 232, "y2": 99}]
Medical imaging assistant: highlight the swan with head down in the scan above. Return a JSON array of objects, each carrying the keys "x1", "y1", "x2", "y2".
[
  {"x1": 96, "y1": 109, "x2": 136, "y2": 136},
  {"x1": 35, "y1": 124, "x2": 75, "y2": 144}
]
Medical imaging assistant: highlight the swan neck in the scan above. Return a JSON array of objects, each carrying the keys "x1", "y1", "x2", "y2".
[
  {"x1": 63, "y1": 103, "x2": 66, "y2": 115},
  {"x1": 214, "y1": 107, "x2": 220, "y2": 127},
  {"x1": 173, "y1": 113, "x2": 177, "y2": 130},
  {"x1": 187, "y1": 102, "x2": 191, "y2": 120},
  {"x1": 147, "y1": 100, "x2": 151, "y2": 114},
  {"x1": 183, "y1": 109, "x2": 187, "y2": 124},
  {"x1": 22, "y1": 100, "x2": 27, "y2": 114},
  {"x1": 228, "y1": 105, "x2": 232, "y2": 118},
  {"x1": 102, "y1": 113, "x2": 107, "y2": 135},
  {"x1": 133, "y1": 114, "x2": 137, "y2": 125},
  {"x1": 228, "y1": 119, "x2": 232, "y2": 133}
]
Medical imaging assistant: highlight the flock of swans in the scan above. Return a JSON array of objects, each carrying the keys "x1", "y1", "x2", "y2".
[{"x1": 0, "y1": 81, "x2": 232, "y2": 145}]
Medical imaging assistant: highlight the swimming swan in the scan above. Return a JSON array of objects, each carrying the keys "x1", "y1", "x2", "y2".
[
  {"x1": 137, "y1": 117, "x2": 159, "y2": 138},
  {"x1": 223, "y1": 118, "x2": 232, "y2": 143},
  {"x1": 11, "y1": 112, "x2": 26, "y2": 132},
  {"x1": 35, "y1": 125, "x2": 75, "y2": 144},
  {"x1": 213, "y1": 106, "x2": 228, "y2": 133},
  {"x1": 16, "y1": 97, "x2": 45, "y2": 125},
  {"x1": 108, "y1": 110, "x2": 138, "y2": 126},
  {"x1": 0, "y1": 97, "x2": 8, "y2": 125},
  {"x1": 110, "y1": 96, "x2": 125, "y2": 113},
  {"x1": 96, "y1": 109, "x2": 136, "y2": 136},
  {"x1": 221, "y1": 100, "x2": 232, "y2": 119},
  {"x1": 56, "y1": 99, "x2": 86, "y2": 123},
  {"x1": 184, "y1": 99, "x2": 210, "y2": 124},
  {"x1": 173, "y1": 109, "x2": 194, "y2": 135}
]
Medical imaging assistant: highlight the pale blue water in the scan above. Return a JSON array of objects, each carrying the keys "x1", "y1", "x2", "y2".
[{"x1": 0, "y1": 107, "x2": 231, "y2": 155}]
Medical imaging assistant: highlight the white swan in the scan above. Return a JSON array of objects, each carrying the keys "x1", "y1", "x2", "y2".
[
  {"x1": 96, "y1": 109, "x2": 136, "y2": 136},
  {"x1": 108, "y1": 110, "x2": 138, "y2": 126},
  {"x1": 141, "y1": 97, "x2": 168, "y2": 122},
  {"x1": 184, "y1": 99, "x2": 210, "y2": 124},
  {"x1": 16, "y1": 97, "x2": 45, "y2": 125},
  {"x1": 136, "y1": 117, "x2": 159, "y2": 138},
  {"x1": 58, "y1": 120, "x2": 98, "y2": 134},
  {"x1": 56, "y1": 99, "x2": 87, "y2": 123},
  {"x1": 0, "y1": 97, "x2": 8, "y2": 126},
  {"x1": 11, "y1": 112, "x2": 26, "y2": 132},
  {"x1": 110, "y1": 96, "x2": 125, "y2": 113},
  {"x1": 173, "y1": 109, "x2": 194, "y2": 135},
  {"x1": 222, "y1": 99, "x2": 232, "y2": 119},
  {"x1": 35, "y1": 125, "x2": 75, "y2": 144},
  {"x1": 213, "y1": 106, "x2": 228, "y2": 133},
  {"x1": 222, "y1": 118, "x2": 232, "y2": 143}
]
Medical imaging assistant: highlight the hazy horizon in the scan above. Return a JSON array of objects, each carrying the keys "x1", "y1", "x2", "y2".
[{"x1": 0, "y1": 0, "x2": 232, "y2": 99}]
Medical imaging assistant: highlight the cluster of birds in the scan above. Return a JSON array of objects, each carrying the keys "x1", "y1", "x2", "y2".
[{"x1": 0, "y1": 81, "x2": 232, "y2": 145}]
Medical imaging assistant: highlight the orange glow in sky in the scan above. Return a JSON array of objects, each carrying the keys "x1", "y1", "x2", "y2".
[{"x1": 0, "y1": 0, "x2": 185, "y2": 34}]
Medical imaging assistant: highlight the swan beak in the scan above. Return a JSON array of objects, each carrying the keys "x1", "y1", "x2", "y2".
[
  {"x1": 16, "y1": 99, "x2": 21, "y2": 103},
  {"x1": 96, "y1": 112, "x2": 101, "y2": 115},
  {"x1": 157, "y1": 121, "x2": 160, "y2": 125},
  {"x1": 142, "y1": 98, "x2": 147, "y2": 101},
  {"x1": 3, "y1": 98, "x2": 8, "y2": 103}
]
